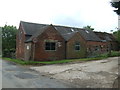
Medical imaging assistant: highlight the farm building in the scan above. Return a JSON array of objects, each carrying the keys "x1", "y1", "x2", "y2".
[{"x1": 16, "y1": 21, "x2": 118, "y2": 61}]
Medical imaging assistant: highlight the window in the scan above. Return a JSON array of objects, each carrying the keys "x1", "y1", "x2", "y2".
[
  {"x1": 71, "y1": 28, "x2": 74, "y2": 32},
  {"x1": 85, "y1": 30, "x2": 89, "y2": 33},
  {"x1": 75, "y1": 42, "x2": 80, "y2": 51},
  {"x1": 95, "y1": 46, "x2": 100, "y2": 51},
  {"x1": 45, "y1": 42, "x2": 56, "y2": 51},
  {"x1": 27, "y1": 45, "x2": 29, "y2": 50}
]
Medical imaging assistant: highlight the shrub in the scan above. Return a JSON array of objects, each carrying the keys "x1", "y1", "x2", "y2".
[{"x1": 109, "y1": 51, "x2": 120, "y2": 57}]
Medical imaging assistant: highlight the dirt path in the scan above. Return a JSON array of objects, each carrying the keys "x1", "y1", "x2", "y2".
[{"x1": 30, "y1": 57, "x2": 119, "y2": 88}]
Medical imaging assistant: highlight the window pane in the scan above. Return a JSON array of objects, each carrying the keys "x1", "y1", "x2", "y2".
[
  {"x1": 75, "y1": 42, "x2": 80, "y2": 50},
  {"x1": 75, "y1": 46, "x2": 80, "y2": 50},
  {"x1": 45, "y1": 42, "x2": 50, "y2": 50},
  {"x1": 45, "y1": 42, "x2": 56, "y2": 50},
  {"x1": 51, "y1": 42, "x2": 55, "y2": 50},
  {"x1": 46, "y1": 42, "x2": 50, "y2": 47},
  {"x1": 46, "y1": 46, "x2": 50, "y2": 50}
]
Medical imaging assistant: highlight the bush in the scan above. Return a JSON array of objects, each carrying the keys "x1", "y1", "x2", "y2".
[
  {"x1": 2, "y1": 25, "x2": 17, "y2": 58},
  {"x1": 96, "y1": 51, "x2": 120, "y2": 58},
  {"x1": 109, "y1": 51, "x2": 120, "y2": 57}
]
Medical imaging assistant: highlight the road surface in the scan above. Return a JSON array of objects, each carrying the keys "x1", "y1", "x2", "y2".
[{"x1": 1, "y1": 59, "x2": 74, "y2": 88}]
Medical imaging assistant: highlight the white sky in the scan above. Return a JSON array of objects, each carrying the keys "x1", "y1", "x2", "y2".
[{"x1": 0, "y1": 0, "x2": 118, "y2": 32}]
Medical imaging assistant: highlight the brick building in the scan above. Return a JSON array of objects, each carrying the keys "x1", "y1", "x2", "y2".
[
  {"x1": 94, "y1": 32, "x2": 118, "y2": 51},
  {"x1": 16, "y1": 21, "x2": 118, "y2": 61}
]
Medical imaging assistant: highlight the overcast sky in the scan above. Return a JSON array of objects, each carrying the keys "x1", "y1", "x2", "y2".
[{"x1": 0, "y1": 0, "x2": 118, "y2": 32}]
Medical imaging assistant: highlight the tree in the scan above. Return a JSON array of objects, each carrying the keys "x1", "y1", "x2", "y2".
[
  {"x1": 113, "y1": 30, "x2": 120, "y2": 43},
  {"x1": 113, "y1": 30, "x2": 120, "y2": 50},
  {"x1": 83, "y1": 25, "x2": 94, "y2": 31},
  {"x1": 2, "y1": 25, "x2": 17, "y2": 57},
  {"x1": 111, "y1": 1, "x2": 120, "y2": 15}
]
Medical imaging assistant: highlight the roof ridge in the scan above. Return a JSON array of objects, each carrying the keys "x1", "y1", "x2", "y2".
[
  {"x1": 20, "y1": 21, "x2": 49, "y2": 26},
  {"x1": 54, "y1": 24, "x2": 84, "y2": 30},
  {"x1": 94, "y1": 31, "x2": 111, "y2": 34},
  {"x1": 20, "y1": 21, "x2": 85, "y2": 30}
]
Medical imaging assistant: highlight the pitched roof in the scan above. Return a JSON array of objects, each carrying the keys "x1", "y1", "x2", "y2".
[
  {"x1": 54, "y1": 26, "x2": 101, "y2": 41},
  {"x1": 60, "y1": 31, "x2": 79, "y2": 41},
  {"x1": 94, "y1": 32, "x2": 116, "y2": 42},
  {"x1": 21, "y1": 21, "x2": 48, "y2": 35},
  {"x1": 26, "y1": 25, "x2": 49, "y2": 42},
  {"x1": 20, "y1": 21, "x2": 101, "y2": 42}
]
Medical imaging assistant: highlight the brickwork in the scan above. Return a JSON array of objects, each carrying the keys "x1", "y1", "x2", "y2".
[
  {"x1": 86, "y1": 41, "x2": 109, "y2": 56},
  {"x1": 16, "y1": 23, "x2": 26, "y2": 60},
  {"x1": 33, "y1": 25, "x2": 66, "y2": 61},
  {"x1": 16, "y1": 22, "x2": 119, "y2": 61},
  {"x1": 66, "y1": 32, "x2": 87, "y2": 59}
]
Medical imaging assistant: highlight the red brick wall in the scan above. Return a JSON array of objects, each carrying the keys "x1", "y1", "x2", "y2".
[
  {"x1": 86, "y1": 41, "x2": 108, "y2": 56},
  {"x1": 16, "y1": 23, "x2": 26, "y2": 60},
  {"x1": 110, "y1": 41, "x2": 119, "y2": 51},
  {"x1": 66, "y1": 32, "x2": 87, "y2": 59},
  {"x1": 16, "y1": 30, "x2": 19, "y2": 58},
  {"x1": 16, "y1": 23, "x2": 119, "y2": 61},
  {"x1": 33, "y1": 25, "x2": 66, "y2": 61}
]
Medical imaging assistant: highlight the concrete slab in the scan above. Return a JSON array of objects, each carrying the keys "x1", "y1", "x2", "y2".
[{"x1": 31, "y1": 57, "x2": 119, "y2": 88}]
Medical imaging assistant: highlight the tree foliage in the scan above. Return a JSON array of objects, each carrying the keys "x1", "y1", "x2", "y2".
[
  {"x1": 83, "y1": 25, "x2": 94, "y2": 31},
  {"x1": 113, "y1": 30, "x2": 120, "y2": 49},
  {"x1": 113, "y1": 30, "x2": 120, "y2": 43},
  {"x1": 2, "y1": 25, "x2": 17, "y2": 57},
  {"x1": 111, "y1": 1, "x2": 120, "y2": 15}
]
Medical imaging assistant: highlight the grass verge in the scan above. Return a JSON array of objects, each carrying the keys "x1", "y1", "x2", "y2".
[{"x1": 2, "y1": 51, "x2": 120, "y2": 65}]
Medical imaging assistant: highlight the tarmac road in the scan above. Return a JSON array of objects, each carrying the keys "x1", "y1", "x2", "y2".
[{"x1": 1, "y1": 59, "x2": 74, "y2": 88}]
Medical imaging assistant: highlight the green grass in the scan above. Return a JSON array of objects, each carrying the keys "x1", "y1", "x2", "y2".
[
  {"x1": 2, "y1": 51, "x2": 120, "y2": 65},
  {"x1": 0, "y1": 55, "x2": 2, "y2": 58},
  {"x1": 28, "y1": 60, "x2": 74, "y2": 64},
  {"x1": 2, "y1": 57, "x2": 29, "y2": 65},
  {"x1": 2, "y1": 57, "x2": 107, "y2": 65}
]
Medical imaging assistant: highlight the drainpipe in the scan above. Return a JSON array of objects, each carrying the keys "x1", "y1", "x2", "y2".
[
  {"x1": 108, "y1": 41, "x2": 111, "y2": 56},
  {"x1": 33, "y1": 43, "x2": 35, "y2": 61},
  {"x1": 65, "y1": 41, "x2": 67, "y2": 59}
]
